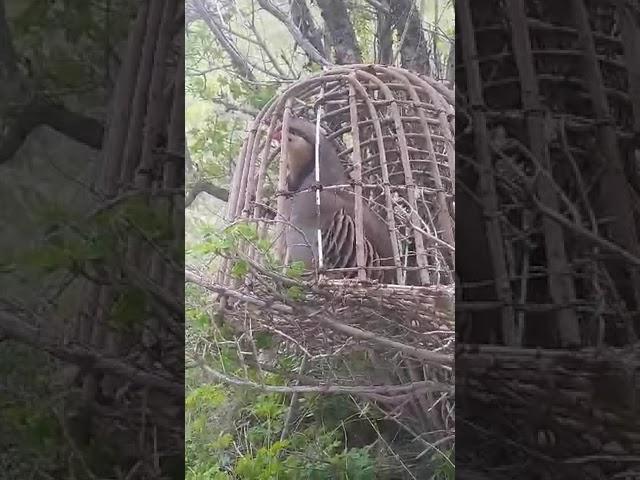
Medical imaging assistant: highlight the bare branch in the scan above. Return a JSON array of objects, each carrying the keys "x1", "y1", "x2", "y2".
[
  {"x1": 211, "y1": 95, "x2": 259, "y2": 116},
  {"x1": 316, "y1": 0, "x2": 362, "y2": 64},
  {"x1": 533, "y1": 196, "x2": 640, "y2": 268},
  {"x1": 256, "y1": 0, "x2": 332, "y2": 67},
  {"x1": 0, "y1": 5, "x2": 104, "y2": 162},
  {"x1": 234, "y1": 2, "x2": 291, "y2": 79},
  {"x1": 186, "y1": 269, "x2": 294, "y2": 313},
  {"x1": 0, "y1": 308, "x2": 182, "y2": 397},
  {"x1": 316, "y1": 312, "x2": 453, "y2": 367},
  {"x1": 376, "y1": 0, "x2": 394, "y2": 64},
  {"x1": 290, "y1": 0, "x2": 326, "y2": 58},
  {"x1": 194, "y1": 355, "x2": 453, "y2": 394},
  {"x1": 187, "y1": 268, "x2": 453, "y2": 366},
  {"x1": 191, "y1": 0, "x2": 257, "y2": 81},
  {"x1": 0, "y1": 99, "x2": 104, "y2": 163},
  {"x1": 366, "y1": 0, "x2": 391, "y2": 14},
  {"x1": 186, "y1": 178, "x2": 230, "y2": 206}
]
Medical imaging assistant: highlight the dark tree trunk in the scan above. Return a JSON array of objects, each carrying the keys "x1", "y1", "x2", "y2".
[
  {"x1": 316, "y1": 0, "x2": 362, "y2": 64},
  {"x1": 377, "y1": 5, "x2": 393, "y2": 65},
  {"x1": 391, "y1": 0, "x2": 431, "y2": 75}
]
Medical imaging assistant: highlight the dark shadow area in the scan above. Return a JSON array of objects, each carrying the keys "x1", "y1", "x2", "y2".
[
  {"x1": 0, "y1": 1, "x2": 184, "y2": 477},
  {"x1": 455, "y1": 0, "x2": 640, "y2": 478}
]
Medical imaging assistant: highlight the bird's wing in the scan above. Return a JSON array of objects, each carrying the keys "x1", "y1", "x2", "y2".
[
  {"x1": 287, "y1": 188, "x2": 394, "y2": 282},
  {"x1": 322, "y1": 208, "x2": 355, "y2": 269},
  {"x1": 321, "y1": 207, "x2": 385, "y2": 281}
]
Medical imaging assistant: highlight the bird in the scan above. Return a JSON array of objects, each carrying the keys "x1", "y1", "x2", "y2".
[
  {"x1": 273, "y1": 116, "x2": 349, "y2": 190},
  {"x1": 272, "y1": 117, "x2": 395, "y2": 283}
]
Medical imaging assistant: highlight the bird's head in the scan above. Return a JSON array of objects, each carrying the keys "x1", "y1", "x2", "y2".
[
  {"x1": 273, "y1": 123, "x2": 315, "y2": 190},
  {"x1": 272, "y1": 117, "x2": 347, "y2": 190},
  {"x1": 272, "y1": 127, "x2": 314, "y2": 168}
]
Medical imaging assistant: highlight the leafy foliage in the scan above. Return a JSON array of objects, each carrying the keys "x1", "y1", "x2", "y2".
[
  {"x1": 188, "y1": 221, "x2": 285, "y2": 281},
  {"x1": 431, "y1": 448, "x2": 455, "y2": 480},
  {"x1": 185, "y1": 2, "x2": 456, "y2": 478},
  {"x1": 9, "y1": 0, "x2": 135, "y2": 97},
  {"x1": 186, "y1": 17, "x2": 279, "y2": 203},
  {"x1": 185, "y1": 363, "x2": 380, "y2": 480},
  {"x1": 185, "y1": 279, "x2": 388, "y2": 479}
]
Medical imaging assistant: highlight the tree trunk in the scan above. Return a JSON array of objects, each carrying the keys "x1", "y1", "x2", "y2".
[{"x1": 316, "y1": 0, "x2": 362, "y2": 64}]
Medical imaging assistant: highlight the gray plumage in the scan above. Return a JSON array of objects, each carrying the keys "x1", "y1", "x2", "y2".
[{"x1": 280, "y1": 117, "x2": 394, "y2": 282}]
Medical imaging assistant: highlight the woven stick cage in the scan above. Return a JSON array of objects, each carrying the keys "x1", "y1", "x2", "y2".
[
  {"x1": 64, "y1": 1, "x2": 184, "y2": 474},
  {"x1": 210, "y1": 64, "x2": 455, "y2": 464},
  {"x1": 219, "y1": 64, "x2": 455, "y2": 343},
  {"x1": 457, "y1": 0, "x2": 640, "y2": 348},
  {"x1": 456, "y1": 0, "x2": 640, "y2": 476},
  {"x1": 227, "y1": 65, "x2": 455, "y2": 284}
]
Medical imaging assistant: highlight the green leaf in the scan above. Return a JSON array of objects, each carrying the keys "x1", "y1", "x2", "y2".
[
  {"x1": 286, "y1": 261, "x2": 305, "y2": 279},
  {"x1": 286, "y1": 286, "x2": 304, "y2": 301},
  {"x1": 189, "y1": 235, "x2": 233, "y2": 256},
  {"x1": 188, "y1": 308, "x2": 211, "y2": 330},
  {"x1": 209, "y1": 432, "x2": 234, "y2": 451},
  {"x1": 230, "y1": 260, "x2": 249, "y2": 279},
  {"x1": 230, "y1": 223, "x2": 258, "y2": 241},
  {"x1": 51, "y1": 60, "x2": 86, "y2": 86},
  {"x1": 186, "y1": 385, "x2": 226, "y2": 410},
  {"x1": 256, "y1": 238, "x2": 272, "y2": 253},
  {"x1": 251, "y1": 394, "x2": 285, "y2": 421},
  {"x1": 254, "y1": 332, "x2": 273, "y2": 350},
  {"x1": 84, "y1": 232, "x2": 115, "y2": 261}
]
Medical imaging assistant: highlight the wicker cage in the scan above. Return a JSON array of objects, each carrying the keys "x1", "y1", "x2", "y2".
[
  {"x1": 203, "y1": 65, "x2": 456, "y2": 463},
  {"x1": 224, "y1": 64, "x2": 455, "y2": 286},
  {"x1": 214, "y1": 64, "x2": 456, "y2": 353},
  {"x1": 456, "y1": 0, "x2": 640, "y2": 349},
  {"x1": 456, "y1": 0, "x2": 640, "y2": 477}
]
